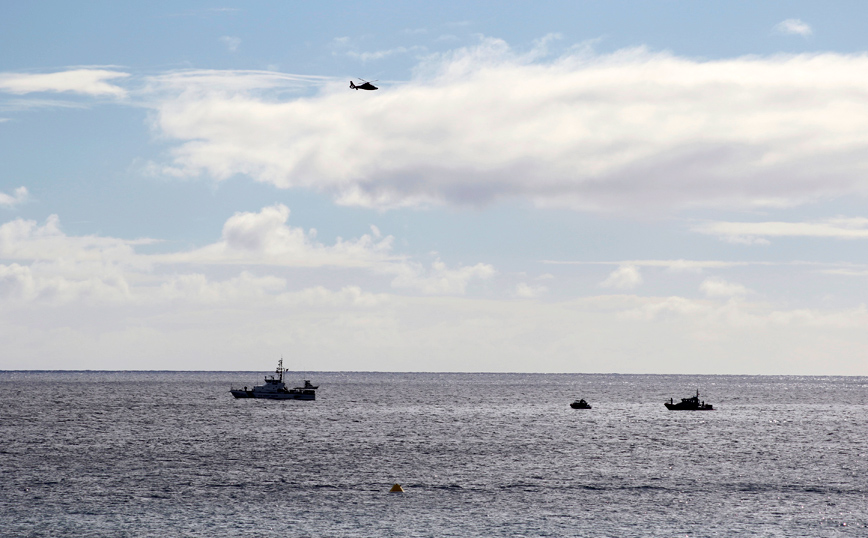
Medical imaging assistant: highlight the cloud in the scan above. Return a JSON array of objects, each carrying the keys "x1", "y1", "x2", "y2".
[
  {"x1": 0, "y1": 215, "x2": 147, "y2": 307},
  {"x1": 775, "y1": 19, "x2": 813, "y2": 37},
  {"x1": 6, "y1": 287, "x2": 868, "y2": 373},
  {"x1": 2, "y1": 213, "x2": 867, "y2": 372},
  {"x1": 0, "y1": 206, "x2": 495, "y2": 300},
  {"x1": 528, "y1": 33, "x2": 563, "y2": 60},
  {"x1": 619, "y1": 295, "x2": 704, "y2": 321},
  {"x1": 699, "y1": 277, "x2": 751, "y2": 298},
  {"x1": 0, "y1": 262, "x2": 132, "y2": 305},
  {"x1": 331, "y1": 36, "x2": 426, "y2": 62},
  {"x1": 548, "y1": 258, "x2": 868, "y2": 278},
  {"x1": 616, "y1": 294, "x2": 867, "y2": 333},
  {"x1": 158, "y1": 271, "x2": 285, "y2": 303},
  {"x1": 388, "y1": 258, "x2": 495, "y2": 294},
  {"x1": 514, "y1": 282, "x2": 547, "y2": 298},
  {"x1": 220, "y1": 36, "x2": 241, "y2": 52},
  {"x1": 143, "y1": 69, "x2": 329, "y2": 97},
  {"x1": 160, "y1": 204, "x2": 397, "y2": 268},
  {"x1": 145, "y1": 41, "x2": 868, "y2": 213},
  {"x1": 695, "y1": 217, "x2": 868, "y2": 244},
  {"x1": 0, "y1": 69, "x2": 129, "y2": 97},
  {"x1": 347, "y1": 46, "x2": 427, "y2": 62},
  {"x1": 0, "y1": 186, "x2": 28, "y2": 207},
  {"x1": 165, "y1": 7, "x2": 241, "y2": 18},
  {"x1": 600, "y1": 265, "x2": 642, "y2": 289},
  {"x1": 0, "y1": 98, "x2": 92, "y2": 113},
  {"x1": 544, "y1": 259, "x2": 753, "y2": 271},
  {"x1": 0, "y1": 214, "x2": 155, "y2": 269},
  {"x1": 821, "y1": 268, "x2": 868, "y2": 277}
]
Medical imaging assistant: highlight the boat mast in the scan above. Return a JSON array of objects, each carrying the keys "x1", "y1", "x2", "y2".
[{"x1": 277, "y1": 357, "x2": 284, "y2": 383}]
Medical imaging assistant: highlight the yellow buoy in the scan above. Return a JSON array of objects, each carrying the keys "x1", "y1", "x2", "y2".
[{"x1": 389, "y1": 483, "x2": 404, "y2": 493}]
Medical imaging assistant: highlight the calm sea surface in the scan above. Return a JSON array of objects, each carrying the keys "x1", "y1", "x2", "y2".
[{"x1": 1, "y1": 372, "x2": 866, "y2": 537}]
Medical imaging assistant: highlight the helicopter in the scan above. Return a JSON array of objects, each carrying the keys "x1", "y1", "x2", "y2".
[{"x1": 350, "y1": 78, "x2": 378, "y2": 91}]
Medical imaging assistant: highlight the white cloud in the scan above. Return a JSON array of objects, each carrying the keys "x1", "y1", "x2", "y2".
[
  {"x1": 220, "y1": 36, "x2": 241, "y2": 52},
  {"x1": 277, "y1": 285, "x2": 387, "y2": 308},
  {"x1": 330, "y1": 35, "x2": 426, "y2": 62},
  {"x1": 0, "y1": 206, "x2": 495, "y2": 301},
  {"x1": 821, "y1": 268, "x2": 868, "y2": 277},
  {"x1": 600, "y1": 265, "x2": 642, "y2": 289},
  {"x1": 0, "y1": 215, "x2": 151, "y2": 305},
  {"x1": 695, "y1": 217, "x2": 868, "y2": 243},
  {"x1": 775, "y1": 19, "x2": 813, "y2": 37},
  {"x1": 0, "y1": 69, "x2": 129, "y2": 97},
  {"x1": 545, "y1": 259, "x2": 753, "y2": 271},
  {"x1": 699, "y1": 277, "x2": 751, "y2": 298},
  {"x1": 159, "y1": 204, "x2": 397, "y2": 268},
  {"x1": 158, "y1": 271, "x2": 285, "y2": 303},
  {"x1": 0, "y1": 186, "x2": 28, "y2": 207},
  {"x1": 435, "y1": 34, "x2": 460, "y2": 43},
  {"x1": 143, "y1": 69, "x2": 328, "y2": 98},
  {"x1": 347, "y1": 46, "x2": 427, "y2": 62},
  {"x1": 0, "y1": 262, "x2": 132, "y2": 305},
  {"x1": 528, "y1": 33, "x2": 563, "y2": 60},
  {"x1": 713, "y1": 234, "x2": 772, "y2": 246},
  {"x1": 0, "y1": 214, "x2": 155, "y2": 270},
  {"x1": 514, "y1": 282, "x2": 547, "y2": 298},
  {"x1": 145, "y1": 42, "x2": 868, "y2": 212},
  {"x1": 166, "y1": 204, "x2": 496, "y2": 296},
  {"x1": 388, "y1": 258, "x2": 495, "y2": 294},
  {"x1": 617, "y1": 294, "x2": 868, "y2": 333},
  {"x1": 0, "y1": 97, "x2": 91, "y2": 113},
  {"x1": 619, "y1": 295, "x2": 705, "y2": 321},
  {"x1": 503, "y1": 257, "x2": 868, "y2": 279},
  {"x1": 0, "y1": 247, "x2": 868, "y2": 375}
]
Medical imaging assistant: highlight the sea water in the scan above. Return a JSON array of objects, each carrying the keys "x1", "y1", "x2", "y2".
[{"x1": 0, "y1": 372, "x2": 865, "y2": 537}]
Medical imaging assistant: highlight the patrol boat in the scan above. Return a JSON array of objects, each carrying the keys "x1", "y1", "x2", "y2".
[
  {"x1": 570, "y1": 398, "x2": 592, "y2": 409},
  {"x1": 230, "y1": 359, "x2": 317, "y2": 400},
  {"x1": 665, "y1": 389, "x2": 713, "y2": 410}
]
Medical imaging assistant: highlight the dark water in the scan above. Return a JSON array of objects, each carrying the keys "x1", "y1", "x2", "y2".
[{"x1": 1, "y1": 372, "x2": 866, "y2": 537}]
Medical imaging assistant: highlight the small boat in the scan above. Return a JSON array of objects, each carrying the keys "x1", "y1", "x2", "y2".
[
  {"x1": 570, "y1": 398, "x2": 592, "y2": 409},
  {"x1": 230, "y1": 359, "x2": 317, "y2": 400},
  {"x1": 665, "y1": 389, "x2": 713, "y2": 410}
]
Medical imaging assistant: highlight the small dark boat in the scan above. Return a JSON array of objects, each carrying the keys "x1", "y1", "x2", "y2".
[
  {"x1": 665, "y1": 389, "x2": 713, "y2": 410},
  {"x1": 570, "y1": 398, "x2": 592, "y2": 409}
]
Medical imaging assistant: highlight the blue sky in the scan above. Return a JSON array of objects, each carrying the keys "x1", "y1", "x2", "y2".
[{"x1": 2, "y1": 1, "x2": 868, "y2": 374}]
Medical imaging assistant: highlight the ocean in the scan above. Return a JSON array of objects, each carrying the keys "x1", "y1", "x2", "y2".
[{"x1": 1, "y1": 371, "x2": 865, "y2": 537}]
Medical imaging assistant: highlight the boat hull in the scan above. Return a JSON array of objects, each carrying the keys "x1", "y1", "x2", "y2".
[
  {"x1": 664, "y1": 403, "x2": 713, "y2": 410},
  {"x1": 665, "y1": 390, "x2": 713, "y2": 410},
  {"x1": 230, "y1": 389, "x2": 315, "y2": 400}
]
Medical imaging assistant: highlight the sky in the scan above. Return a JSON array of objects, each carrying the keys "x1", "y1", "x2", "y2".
[{"x1": 2, "y1": 1, "x2": 868, "y2": 374}]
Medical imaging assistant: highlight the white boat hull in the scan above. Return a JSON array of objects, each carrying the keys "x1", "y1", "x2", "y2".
[
  {"x1": 230, "y1": 359, "x2": 317, "y2": 400},
  {"x1": 230, "y1": 389, "x2": 315, "y2": 400}
]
